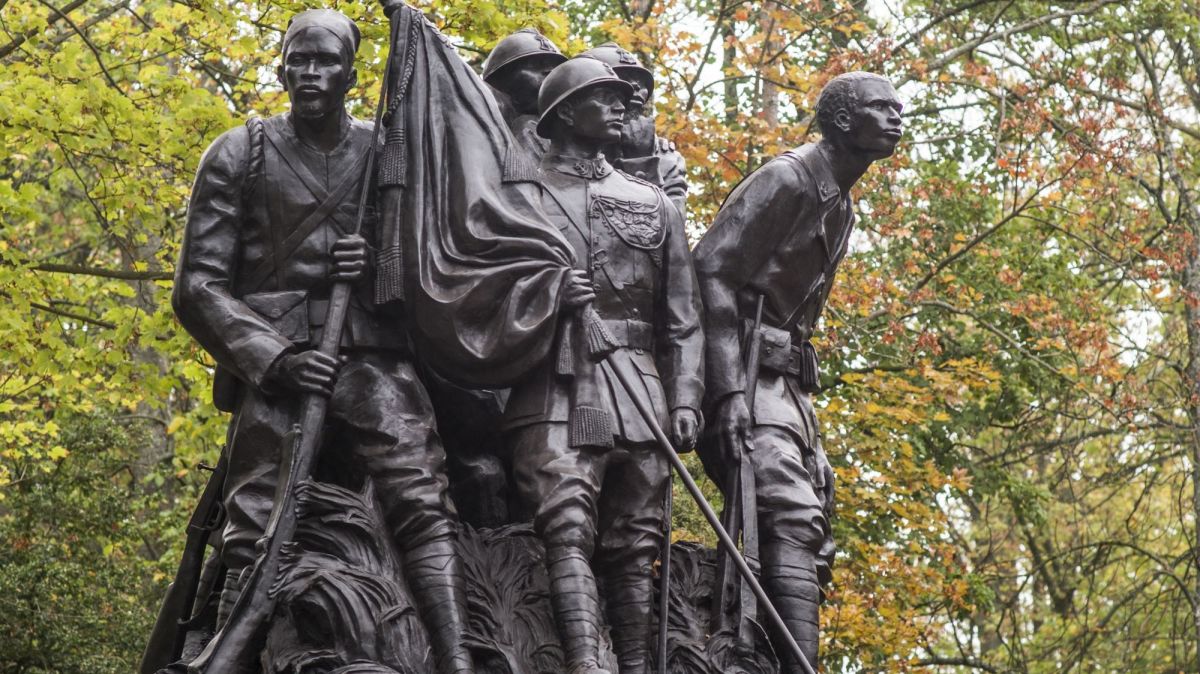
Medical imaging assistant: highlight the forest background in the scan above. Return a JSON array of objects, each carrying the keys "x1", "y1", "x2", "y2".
[{"x1": 1, "y1": 0, "x2": 1198, "y2": 671}]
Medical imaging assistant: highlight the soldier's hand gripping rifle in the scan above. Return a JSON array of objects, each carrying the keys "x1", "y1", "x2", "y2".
[
  {"x1": 185, "y1": 20, "x2": 399, "y2": 673},
  {"x1": 712, "y1": 294, "x2": 764, "y2": 641},
  {"x1": 577, "y1": 308, "x2": 817, "y2": 674}
]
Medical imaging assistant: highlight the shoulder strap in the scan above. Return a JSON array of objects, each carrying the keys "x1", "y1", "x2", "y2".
[
  {"x1": 777, "y1": 147, "x2": 815, "y2": 187},
  {"x1": 242, "y1": 117, "x2": 265, "y2": 207}
]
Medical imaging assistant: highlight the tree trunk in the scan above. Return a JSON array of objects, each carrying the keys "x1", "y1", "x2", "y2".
[
  {"x1": 758, "y1": 2, "x2": 778, "y2": 130},
  {"x1": 1185, "y1": 242, "x2": 1200, "y2": 672},
  {"x1": 722, "y1": 22, "x2": 737, "y2": 126}
]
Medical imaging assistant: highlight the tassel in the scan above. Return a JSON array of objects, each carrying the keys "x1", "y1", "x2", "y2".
[
  {"x1": 580, "y1": 305, "x2": 618, "y2": 360},
  {"x1": 377, "y1": 126, "x2": 407, "y2": 188},
  {"x1": 569, "y1": 405, "x2": 613, "y2": 449},
  {"x1": 502, "y1": 145, "x2": 540, "y2": 183},
  {"x1": 375, "y1": 245, "x2": 405, "y2": 304},
  {"x1": 556, "y1": 317, "x2": 575, "y2": 377},
  {"x1": 568, "y1": 305, "x2": 615, "y2": 450}
]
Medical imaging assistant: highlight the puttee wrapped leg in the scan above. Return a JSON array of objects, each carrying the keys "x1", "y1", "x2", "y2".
[
  {"x1": 761, "y1": 542, "x2": 820, "y2": 673},
  {"x1": 404, "y1": 537, "x2": 476, "y2": 674},
  {"x1": 546, "y1": 545, "x2": 612, "y2": 674}
]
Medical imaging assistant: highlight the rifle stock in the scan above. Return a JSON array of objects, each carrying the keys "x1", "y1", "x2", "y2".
[
  {"x1": 712, "y1": 294, "x2": 765, "y2": 639},
  {"x1": 140, "y1": 457, "x2": 227, "y2": 674}
]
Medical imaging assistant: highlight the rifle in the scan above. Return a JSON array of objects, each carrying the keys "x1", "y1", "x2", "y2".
[
  {"x1": 140, "y1": 456, "x2": 228, "y2": 674},
  {"x1": 186, "y1": 19, "x2": 398, "y2": 671},
  {"x1": 601, "y1": 348, "x2": 816, "y2": 674},
  {"x1": 711, "y1": 293, "x2": 764, "y2": 640}
]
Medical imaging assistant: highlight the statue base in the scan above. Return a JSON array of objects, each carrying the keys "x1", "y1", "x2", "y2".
[{"x1": 171, "y1": 479, "x2": 779, "y2": 674}]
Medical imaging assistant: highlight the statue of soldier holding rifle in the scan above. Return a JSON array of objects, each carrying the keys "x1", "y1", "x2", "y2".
[
  {"x1": 167, "y1": 9, "x2": 476, "y2": 673},
  {"x1": 693, "y1": 72, "x2": 904, "y2": 671}
]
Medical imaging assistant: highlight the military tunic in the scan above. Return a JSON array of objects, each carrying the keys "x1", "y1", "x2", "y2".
[
  {"x1": 692, "y1": 143, "x2": 848, "y2": 584},
  {"x1": 505, "y1": 152, "x2": 703, "y2": 568},
  {"x1": 173, "y1": 114, "x2": 457, "y2": 573}
]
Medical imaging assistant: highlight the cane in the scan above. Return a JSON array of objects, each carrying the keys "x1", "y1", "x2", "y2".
[
  {"x1": 604, "y1": 351, "x2": 817, "y2": 674},
  {"x1": 657, "y1": 465, "x2": 673, "y2": 674}
]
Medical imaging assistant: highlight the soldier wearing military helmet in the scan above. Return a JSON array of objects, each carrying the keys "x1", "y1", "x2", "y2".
[
  {"x1": 483, "y1": 28, "x2": 567, "y2": 163},
  {"x1": 506, "y1": 55, "x2": 705, "y2": 674},
  {"x1": 579, "y1": 42, "x2": 688, "y2": 216}
]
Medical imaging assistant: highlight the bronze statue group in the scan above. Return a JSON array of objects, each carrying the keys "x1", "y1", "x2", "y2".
[{"x1": 145, "y1": 4, "x2": 903, "y2": 674}]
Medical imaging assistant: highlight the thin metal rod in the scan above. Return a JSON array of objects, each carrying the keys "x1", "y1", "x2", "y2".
[
  {"x1": 657, "y1": 466, "x2": 673, "y2": 674},
  {"x1": 605, "y1": 352, "x2": 817, "y2": 674}
]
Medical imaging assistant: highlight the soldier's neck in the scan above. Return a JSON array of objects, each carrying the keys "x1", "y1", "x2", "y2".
[
  {"x1": 289, "y1": 109, "x2": 350, "y2": 154},
  {"x1": 548, "y1": 134, "x2": 603, "y2": 161},
  {"x1": 817, "y1": 138, "x2": 871, "y2": 194}
]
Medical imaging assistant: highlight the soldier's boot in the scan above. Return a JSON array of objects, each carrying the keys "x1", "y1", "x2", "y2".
[
  {"x1": 405, "y1": 537, "x2": 476, "y2": 674},
  {"x1": 546, "y1": 545, "x2": 611, "y2": 674},
  {"x1": 603, "y1": 570, "x2": 653, "y2": 674},
  {"x1": 761, "y1": 542, "x2": 820, "y2": 673}
]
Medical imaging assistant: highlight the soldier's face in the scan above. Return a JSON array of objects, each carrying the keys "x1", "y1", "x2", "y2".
[
  {"x1": 844, "y1": 80, "x2": 903, "y2": 158},
  {"x1": 563, "y1": 86, "x2": 627, "y2": 143},
  {"x1": 279, "y1": 29, "x2": 356, "y2": 120},
  {"x1": 503, "y1": 55, "x2": 562, "y2": 115},
  {"x1": 618, "y1": 71, "x2": 651, "y2": 117}
]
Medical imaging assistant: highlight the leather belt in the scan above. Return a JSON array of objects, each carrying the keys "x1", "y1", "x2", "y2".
[
  {"x1": 602, "y1": 318, "x2": 654, "y2": 350},
  {"x1": 743, "y1": 319, "x2": 820, "y2": 392}
]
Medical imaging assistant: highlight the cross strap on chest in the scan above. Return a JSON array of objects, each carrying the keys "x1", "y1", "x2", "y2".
[{"x1": 240, "y1": 122, "x2": 370, "y2": 292}]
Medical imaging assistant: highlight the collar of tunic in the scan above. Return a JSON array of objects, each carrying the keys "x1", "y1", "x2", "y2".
[{"x1": 542, "y1": 152, "x2": 614, "y2": 180}]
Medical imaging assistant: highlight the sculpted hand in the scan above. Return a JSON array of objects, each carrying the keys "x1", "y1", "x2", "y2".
[
  {"x1": 562, "y1": 269, "x2": 596, "y2": 309},
  {"x1": 670, "y1": 408, "x2": 699, "y2": 451},
  {"x1": 271, "y1": 351, "x2": 342, "y2": 397},
  {"x1": 620, "y1": 114, "x2": 657, "y2": 158},
  {"x1": 718, "y1": 392, "x2": 753, "y2": 467},
  {"x1": 331, "y1": 234, "x2": 368, "y2": 283},
  {"x1": 378, "y1": 0, "x2": 405, "y2": 18},
  {"x1": 814, "y1": 442, "x2": 835, "y2": 514}
]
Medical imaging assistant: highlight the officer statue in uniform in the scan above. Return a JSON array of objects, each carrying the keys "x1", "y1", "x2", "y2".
[
  {"x1": 503, "y1": 56, "x2": 705, "y2": 674},
  {"x1": 482, "y1": 28, "x2": 568, "y2": 163},
  {"x1": 171, "y1": 9, "x2": 475, "y2": 673},
  {"x1": 692, "y1": 72, "x2": 903, "y2": 671},
  {"x1": 580, "y1": 42, "x2": 687, "y2": 217}
]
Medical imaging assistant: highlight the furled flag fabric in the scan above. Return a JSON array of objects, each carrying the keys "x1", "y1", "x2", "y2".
[{"x1": 374, "y1": 1, "x2": 574, "y2": 388}]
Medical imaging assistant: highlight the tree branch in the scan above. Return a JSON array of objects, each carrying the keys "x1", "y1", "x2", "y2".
[
  {"x1": 0, "y1": 0, "x2": 88, "y2": 60},
  {"x1": 898, "y1": 0, "x2": 1125, "y2": 88},
  {"x1": 912, "y1": 656, "x2": 1001, "y2": 673},
  {"x1": 33, "y1": 0, "x2": 129, "y2": 97},
  {"x1": 30, "y1": 263, "x2": 173, "y2": 281}
]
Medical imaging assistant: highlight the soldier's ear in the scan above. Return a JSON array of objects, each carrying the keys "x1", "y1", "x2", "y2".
[
  {"x1": 556, "y1": 100, "x2": 575, "y2": 128},
  {"x1": 276, "y1": 64, "x2": 285, "y2": 87},
  {"x1": 345, "y1": 66, "x2": 358, "y2": 94},
  {"x1": 834, "y1": 107, "x2": 852, "y2": 134}
]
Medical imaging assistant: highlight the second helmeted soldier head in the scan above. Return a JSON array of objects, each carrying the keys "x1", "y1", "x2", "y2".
[
  {"x1": 483, "y1": 28, "x2": 568, "y2": 117},
  {"x1": 578, "y1": 42, "x2": 654, "y2": 116}
]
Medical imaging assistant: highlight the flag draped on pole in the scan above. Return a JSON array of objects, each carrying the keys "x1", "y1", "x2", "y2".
[{"x1": 374, "y1": 1, "x2": 574, "y2": 388}]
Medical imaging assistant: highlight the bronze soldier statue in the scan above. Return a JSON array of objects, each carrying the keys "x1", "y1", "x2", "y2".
[
  {"x1": 580, "y1": 42, "x2": 687, "y2": 217},
  {"x1": 504, "y1": 56, "x2": 704, "y2": 674},
  {"x1": 171, "y1": 9, "x2": 475, "y2": 673},
  {"x1": 482, "y1": 28, "x2": 568, "y2": 164},
  {"x1": 692, "y1": 72, "x2": 903, "y2": 671}
]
